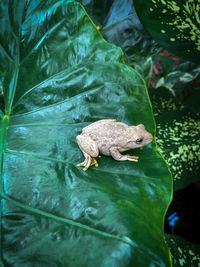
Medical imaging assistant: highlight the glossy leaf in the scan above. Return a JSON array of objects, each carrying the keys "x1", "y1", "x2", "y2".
[
  {"x1": 0, "y1": 0, "x2": 172, "y2": 266},
  {"x1": 149, "y1": 87, "x2": 200, "y2": 191},
  {"x1": 133, "y1": 0, "x2": 200, "y2": 64},
  {"x1": 78, "y1": 0, "x2": 160, "y2": 64},
  {"x1": 165, "y1": 234, "x2": 200, "y2": 267}
]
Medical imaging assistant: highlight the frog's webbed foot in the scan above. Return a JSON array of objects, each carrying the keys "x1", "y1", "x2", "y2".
[{"x1": 77, "y1": 152, "x2": 98, "y2": 171}]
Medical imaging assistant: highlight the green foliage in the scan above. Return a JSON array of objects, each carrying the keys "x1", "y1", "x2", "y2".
[
  {"x1": 78, "y1": 0, "x2": 160, "y2": 64},
  {"x1": 133, "y1": 0, "x2": 200, "y2": 63},
  {"x1": 137, "y1": 53, "x2": 200, "y2": 191},
  {"x1": 152, "y1": 57, "x2": 200, "y2": 96},
  {"x1": 165, "y1": 234, "x2": 200, "y2": 267},
  {"x1": 134, "y1": 57, "x2": 153, "y2": 85},
  {"x1": 149, "y1": 87, "x2": 200, "y2": 191},
  {"x1": 0, "y1": 0, "x2": 172, "y2": 266}
]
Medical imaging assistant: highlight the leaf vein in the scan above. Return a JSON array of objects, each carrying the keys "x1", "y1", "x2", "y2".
[
  {"x1": 1, "y1": 192, "x2": 136, "y2": 248},
  {"x1": 5, "y1": 149, "x2": 71, "y2": 164}
]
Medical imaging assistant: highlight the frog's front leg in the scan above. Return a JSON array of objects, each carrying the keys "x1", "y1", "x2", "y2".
[
  {"x1": 76, "y1": 134, "x2": 99, "y2": 171},
  {"x1": 109, "y1": 147, "x2": 139, "y2": 162}
]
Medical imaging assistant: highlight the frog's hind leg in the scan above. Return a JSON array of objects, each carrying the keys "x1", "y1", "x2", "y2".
[{"x1": 77, "y1": 134, "x2": 99, "y2": 171}]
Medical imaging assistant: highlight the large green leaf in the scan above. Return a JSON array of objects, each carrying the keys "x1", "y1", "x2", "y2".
[
  {"x1": 78, "y1": 0, "x2": 160, "y2": 64},
  {"x1": 149, "y1": 87, "x2": 200, "y2": 191},
  {"x1": 133, "y1": 0, "x2": 200, "y2": 64},
  {"x1": 0, "y1": 0, "x2": 172, "y2": 266}
]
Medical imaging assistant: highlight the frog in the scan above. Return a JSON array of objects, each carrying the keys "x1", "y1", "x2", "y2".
[{"x1": 76, "y1": 119, "x2": 153, "y2": 171}]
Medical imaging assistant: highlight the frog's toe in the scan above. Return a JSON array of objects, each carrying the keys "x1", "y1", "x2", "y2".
[
  {"x1": 91, "y1": 158, "x2": 98, "y2": 167},
  {"x1": 77, "y1": 159, "x2": 87, "y2": 167},
  {"x1": 126, "y1": 155, "x2": 139, "y2": 162},
  {"x1": 78, "y1": 153, "x2": 99, "y2": 171},
  {"x1": 77, "y1": 151, "x2": 92, "y2": 169},
  {"x1": 126, "y1": 154, "x2": 139, "y2": 159},
  {"x1": 82, "y1": 156, "x2": 92, "y2": 171},
  {"x1": 82, "y1": 157, "x2": 99, "y2": 171}
]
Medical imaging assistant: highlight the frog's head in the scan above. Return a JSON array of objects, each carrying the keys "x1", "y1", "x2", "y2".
[{"x1": 127, "y1": 124, "x2": 153, "y2": 149}]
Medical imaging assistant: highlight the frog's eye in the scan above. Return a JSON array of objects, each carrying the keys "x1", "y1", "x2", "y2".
[{"x1": 136, "y1": 138, "x2": 143, "y2": 144}]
